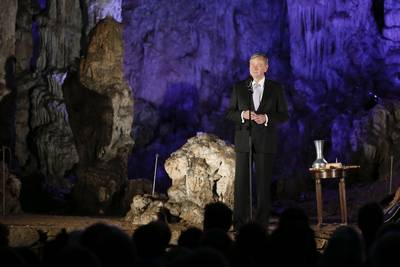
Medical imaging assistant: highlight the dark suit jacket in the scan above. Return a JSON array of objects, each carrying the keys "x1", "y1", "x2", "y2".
[{"x1": 227, "y1": 78, "x2": 289, "y2": 153}]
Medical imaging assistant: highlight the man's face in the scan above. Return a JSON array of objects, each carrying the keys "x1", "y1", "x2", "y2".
[{"x1": 249, "y1": 57, "x2": 268, "y2": 81}]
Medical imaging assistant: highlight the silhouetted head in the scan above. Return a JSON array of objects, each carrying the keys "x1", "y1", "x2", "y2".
[
  {"x1": 318, "y1": 226, "x2": 364, "y2": 267},
  {"x1": 51, "y1": 244, "x2": 101, "y2": 267},
  {"x1": 178, "y1": 227, "x2": 203, "y2": 250},
  {"x1": 376, "y1": 222, "x2": 400, "y2": 239},
  {"x1": 358, "y1": 202, "x2": 383, "y2": 234},
  {"x1": 81, "y1": 223, "x2": 136, "y2": 267},
  {"x1": 163, "y1": 246, "x2": 191, "y2": 266},
  {"x1": 236, "y1": 221, "x2": 268, "y2": 252},
  {"x1": 203, "y1": 202, "x2": 233, "y2": 232},
  {"x1": 170, "y1": 247, "x2": 229, "y2": 267},
  {"x1": 200, "y1": 228, "x2": 233, "y2": 257},
  {"x1": 357, "y1": 202, "x2": 384, "y2": 250},
  {"x1": 270, "y1": 220, "x2": 317, "y2": 267},
  {"x1": 132, "y1": 220, "x2": 171, "y2": 259},
  {"x1": 42, "y1": 228, "x2": 70, "y2": 265},
  {"x1": 370, "y1": 232, "x2": 400, "y2": 267}
]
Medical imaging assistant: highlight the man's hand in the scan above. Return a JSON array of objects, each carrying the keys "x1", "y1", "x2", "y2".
[
  {"x1": 252, "y1": 113, "x2": 267, "y2": 124},
  {"x1": 242, "y1": 110, "x2": 255, "y2": 120},
  {"x1": 242, "y1": 111, "x2": 267, "y2": 124}
]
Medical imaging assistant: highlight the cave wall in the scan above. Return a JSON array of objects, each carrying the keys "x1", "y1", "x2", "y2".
[
  {"x1": 1, "y1": 0, "x2": 400, "y2": 211},
  {"x1": 123, "y1": 0, "x2": 400, "y2": 194},
  {"x1": 13, "y1": 0, "x2": 83, "y2": 199},
  {"x1": 0, "y1": 0, "x2": 134, "y2": 213},
  {"x1": 0, "y1": 0, "x2": 17, "y2": 102},
  {"x1": 122, "y1": 0, "x2": 290, "y2": 190}
]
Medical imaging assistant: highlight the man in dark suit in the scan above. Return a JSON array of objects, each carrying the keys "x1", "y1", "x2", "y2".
[{"x1": 227, "y1": 53, "x2": 289, "y2": 229}]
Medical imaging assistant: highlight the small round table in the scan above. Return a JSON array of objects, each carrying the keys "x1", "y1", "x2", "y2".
[{"x1": 309, "y1": 166, "x2": 360, "y2": 227}]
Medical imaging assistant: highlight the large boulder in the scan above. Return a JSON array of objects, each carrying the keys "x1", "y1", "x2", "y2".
[
  {"x1": 165, "y1": 133, "x2": 235, "y2": 208},
  {"x1": 125, "y1": 133, "x2": 235, "y2": 224},
  {"x1": 125, "y1": 195, "x2": 164, "y2": 225}
]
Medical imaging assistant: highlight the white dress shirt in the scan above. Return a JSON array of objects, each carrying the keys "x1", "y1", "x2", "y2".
[{"x1": 241, "y1": 77, "x2": 269, "y2": 126}]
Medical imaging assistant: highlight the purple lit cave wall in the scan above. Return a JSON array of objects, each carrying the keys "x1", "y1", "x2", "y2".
[
  {"x1": 123, "y1": 0, "x2": 400, "y2": 194},
  {"x1": 1, "y1": 0, "x2": 400, "y2": 214},
  {"x1": 123, "y1": 0, "x2": 290, "y2": 191}
]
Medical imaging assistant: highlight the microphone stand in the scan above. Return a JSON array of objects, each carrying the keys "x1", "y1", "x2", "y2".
[{"x1": 247, "y1": 80, "x2": 253, "y2": 221}]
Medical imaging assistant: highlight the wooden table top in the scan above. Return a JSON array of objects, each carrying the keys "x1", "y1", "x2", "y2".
[{"x1": 309, "y1": 165, "x2": 360, "y2": 179}]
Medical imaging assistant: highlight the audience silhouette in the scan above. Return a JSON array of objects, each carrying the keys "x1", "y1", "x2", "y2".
[
  {"x1": 80, "y1": 223, "x2": 136, "y2": 267},
  {"x1": 132, "y1": 220, "x2": 171, "y2": 266},
  {"x1": 357, "y1": 202, "x2": 384, "y2": 254},
  {"x1": 2, "y1": 200, "x2": 400, "y2": 267},
  {"x1": 269, "y1": 207, "x2": 319, "y2": 267},
  {"x1": 231, "y1": 221, "x2": 268, "y2": 267},
  {"x1": 317, "y1": 226, "x2": 364, "y2": 267},
  {"x1": 177, "y1": 227, "x2": 203, "y2": 250},
  {"x1": 203, "y1": 202, "x2": 233, "y2": 232}
]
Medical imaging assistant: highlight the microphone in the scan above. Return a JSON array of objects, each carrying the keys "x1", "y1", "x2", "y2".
[{"x1": 247, "y1": 77, "x2": 253, "y2": 93}]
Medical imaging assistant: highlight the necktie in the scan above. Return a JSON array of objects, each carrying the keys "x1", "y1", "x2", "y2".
[{"x1": 253, "y1": 83, "x2": 262, "y2": 110}]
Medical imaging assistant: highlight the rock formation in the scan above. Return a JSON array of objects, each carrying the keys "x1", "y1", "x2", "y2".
[
  {"x1": 0, "y1": 161, "x2": 21, "y2": 214},
  {"x1": 2, "y1": 1, "x2": 134, "y2": 213},
  {"x1": 79, "y1": 17, "x2": 133, "y2": 162},
  {"x1": 67, "y1": 17, "x2": 134, "y2": 214},
  {"x1": 87, "y1": 0, "x2": 122, "y2": 33},
  {"x1": 126, "y1": 133, "x2": 234, "y2": 224},
  {"x1": 0, "y1": 0, "x2": 17, "y2": 102},
  {"x1": 331, "y1": 99, "x2": 400, "y2": 185},
  {"x1": 165, "y1": 133, "x2": 235, "y2": 208},
  {"x1": 125, "y1": 195, "x2": 165, "y2": 225},
  {"x1": 30, "y1": 73, "x2": 79, "y2": 190},
  {"x1": 35, "y1": 0, "x2": 82, "y2": 72}
]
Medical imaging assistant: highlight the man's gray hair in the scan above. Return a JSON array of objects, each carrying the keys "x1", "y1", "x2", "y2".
[{"x1": 250, "y1": 53, "x2": 269, "y2": 65}]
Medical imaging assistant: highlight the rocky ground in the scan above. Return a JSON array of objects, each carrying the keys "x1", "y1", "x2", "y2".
[{"x1": 0, "y1": 213, "x2": 187, "y2": 248}]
